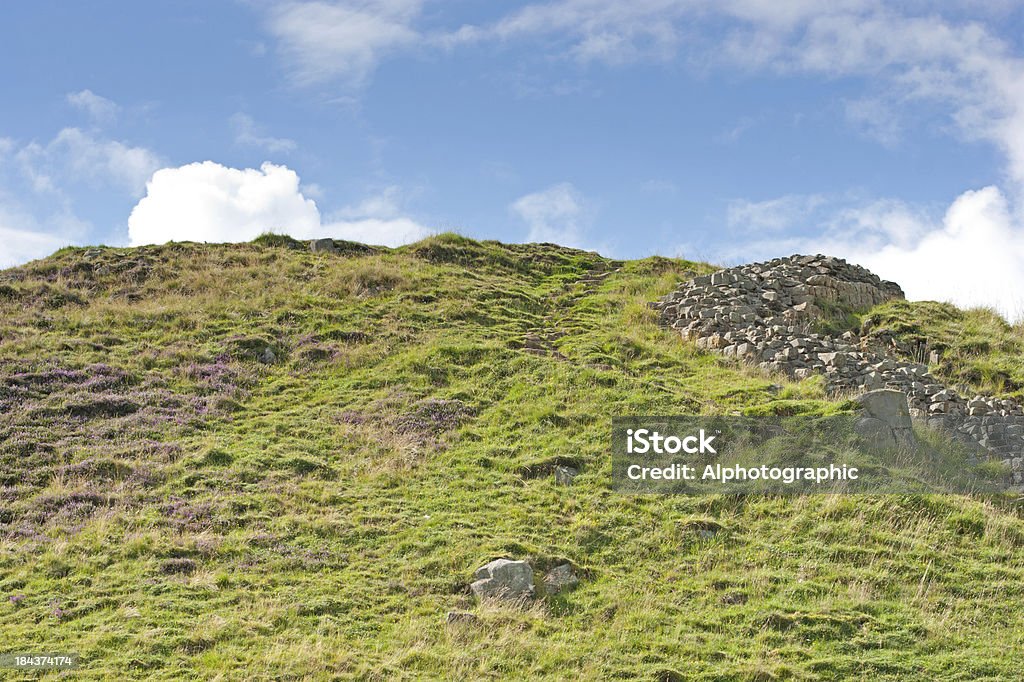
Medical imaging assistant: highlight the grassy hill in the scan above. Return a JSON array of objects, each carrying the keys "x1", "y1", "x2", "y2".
[{"x1": 1, "y1": 234, "x2": 1023, "y2": 680}]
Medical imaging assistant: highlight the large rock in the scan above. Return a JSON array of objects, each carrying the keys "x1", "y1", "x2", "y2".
[
  {"x1": 470, "y1": 559, "x2": 535, "y2": 601},
  {"x1": 309, "y1": 238, "x2": 338, "y2": 254},
  {"x1": 855, "y1": 389, "x2": 911, "y2": 430},
  {"x1": 855, "y1": 389, "x2": 915, "y2": 450},
  {"x1": 554, "y1": 465, "x2": 578, "y2": 486},
  {"x1": 854, "y1": 416, "x2": 896, "y2": 450}
]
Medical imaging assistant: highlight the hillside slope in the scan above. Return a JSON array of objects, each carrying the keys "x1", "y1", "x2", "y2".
[{"x1": 1, "y1": 234, "x2": 1023, "y2": 680}]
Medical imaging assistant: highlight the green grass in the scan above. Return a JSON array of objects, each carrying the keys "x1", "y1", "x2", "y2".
[
  {"x1": 865, "y1": 299, "x2": 1024, "y2": 399},
  {"x1": 0, "y1": 235, "x2": 1022, "y2": 680}
]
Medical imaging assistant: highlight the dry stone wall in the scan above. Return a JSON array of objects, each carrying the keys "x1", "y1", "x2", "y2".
[{"x1": 653, "y1": 254, "x2": 1024, "y2": 487}]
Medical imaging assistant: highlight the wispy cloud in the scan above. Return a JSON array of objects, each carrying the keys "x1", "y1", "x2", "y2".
[
  {"x1": 727, "y1": 194, "x2": 827, "y2": 233},
  {"x1": 0, "y1": 200, "x2": 88, "y2": 269},
  {"x1": 13, "y1": 128, "x2": 161, "y2": 198},
  {"x1": 231, "y1": 113, "x2": 297, "y2": 154},
  {"x1": 511, "y1": 182, "x2": 590, "y2": 247},
  {"x1": 66, "y1": 89, "x2": 119, "y2": 124},
  {"x1": 267, "y1": 0, "x2": 424, "y2": 87},
  {"x1": 0, "y1": 126, "x2": 160, "y2": 266}
]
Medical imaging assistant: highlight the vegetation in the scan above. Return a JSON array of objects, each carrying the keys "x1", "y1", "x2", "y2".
[
  {"x1": 866, "y1": 299, "x2": 1024, "y2": 399},
  {"x1": 0, "y1": 235, "x2": 1022, "y2": 680}
]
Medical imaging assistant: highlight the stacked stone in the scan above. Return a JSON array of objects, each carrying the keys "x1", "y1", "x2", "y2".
[{"x1": 653, "y1": 254, "x2": 1024, "y2": 486}]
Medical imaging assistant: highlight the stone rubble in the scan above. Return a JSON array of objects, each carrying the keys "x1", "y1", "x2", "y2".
[{"x1": 652, "y1": 254, "x2": 1024, "y2": 487}]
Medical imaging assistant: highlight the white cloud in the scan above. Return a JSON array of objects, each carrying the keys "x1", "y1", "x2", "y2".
[
  {"x1": 52, "y1": 128, "x2": 160, "y2": 196},
  {"x1": 66, "y1": 89, "x2": 119, "y2": 123},
  {"x1": 511, "y1": 183, "x2": 589, "y2": 247},
  {"x1": 16, "y1": 128, "x2": 161, "y2": 197},
  {"x1": 846, "y1": 187, "x2": 1024, "y2": 318},
  {"x1": 230, "y1": 113, "x2": 297, "y2": 154},
  {"x1": 0, "y1": 226, "x2": 71, "y2": 269},
  {"x1": 321, "y1": 216, "x2": 432, "y2": 246},
  {"x1": 727, "y1": 194, "x2": 826, "y2": 232},
  {"x1": 0, "y1": 198, "x2": 88, "y2": 269},
  {"x1": 719, "y1": 188, "x2": 1024, "y2": 320},
  {"x1": 844, "y1": 96, "x2": 904, "y2": 147},
  {"x1": 469, "y1": 0, "x2": 689, "y2": 64},
  {"x1": 323, "y1": 185, "x2": 433, "y2": 246},
  {"x1": 127, "y1": 161, "x2": 431, "y2": 248},
  {"x1": 128, "y1": 162, "x2": 320, "y2": 245},
  {"x1": 0, "y1": 128, "x2": 147, "y2": 268},
  {"x1": 267, "y1": 0, "x2": 423, "y2": 86}
]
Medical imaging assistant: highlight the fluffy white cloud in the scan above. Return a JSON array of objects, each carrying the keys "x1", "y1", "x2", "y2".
[
  {"x1": 128, "y1": 162, "x2": 319, "y2": 245},
  {"x1": 267, "y1": 0, "x2": 423, "y2": 86},
  {"x1": 511, "y1": 183, "x2": 589, "y2": 247},
  {"x1": 848, "y1": 187, "x2": 1024, "y2": 319},
  {"x1": 66, "y1": 89, "x2": 119, "y2": 123},
  {"x1": 230, "y1": 113, "x2": 297, "y2": 154},
  {"x1": 723, "y1": 187, "x2": 1024, "y2": 320},
  {"x1": 127, "y1": 161, "x2": 432, "y2": 247}
]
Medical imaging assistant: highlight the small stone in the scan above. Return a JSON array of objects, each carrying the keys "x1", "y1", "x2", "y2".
[
  {"x1": 543, "y1": 563, "x2": 579, "y2": 595},
  {"x1": 554, "y1": 465, "x2": 578, "y2": 486},
  {"x1": 445, "y1": 611, "x2": 479, "y2": 626}
]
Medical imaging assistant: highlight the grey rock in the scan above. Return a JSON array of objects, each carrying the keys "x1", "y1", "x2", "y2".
[
  {"x1": 310, "y1": 238, "x2": 338, "y2": 254},
  {"x1": 554, "y1": 465, "x2": 578, "y2": 486},
  {"x1": 854, "y1": 416, "x2": 896, "y2": 450},
  {"x1": 446, "y1": 611, "x2": 479, "y2": 626},
  {"x1": 649, "y1": 254, "x2": 1024, "y2": 473},
  {"x1": 855, "y1": 389, "x2": 911, "y2": 430},
  {"x1": 470, "y1": 559, "x2": 535, "y2": 601},
  {"x1": 543, "y1": 563, "x2": 579, "y2": 595}
]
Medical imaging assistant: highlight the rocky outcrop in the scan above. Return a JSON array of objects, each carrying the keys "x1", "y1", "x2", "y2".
[{"x1": 652, "y1": 254, "x2": 1024, "y2": 487}]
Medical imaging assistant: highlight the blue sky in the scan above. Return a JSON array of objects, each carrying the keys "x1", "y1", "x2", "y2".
[{"x1": 3, "y1": 2, "x2": 1024, "y2": 316}]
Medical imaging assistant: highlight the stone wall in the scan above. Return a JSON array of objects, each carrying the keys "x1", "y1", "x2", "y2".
[{"x1": 652, "y1": 254, "x2": 1024, "y2": 487}]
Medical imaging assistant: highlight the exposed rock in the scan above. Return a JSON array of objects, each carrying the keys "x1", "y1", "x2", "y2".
[
  {"x1": 855, "y1": 389, "x2": 912, "y2": 430},
  {"x1": 854, "y1": 416, "x2": 897, "y2": 450},
  {"x1": 470, "y1": 559, "x2": 535, "y2": 601},
  {"x1": 445, "y1": 611, "x2": 479, "y2": 626},
  {"x1": 309, "y1": 238, "x2": 338, "y2": 254},
  {"x1": 554, "y1": 465, "x2": 578, "y2": 486},
  {"x1": 543, "y1": 563, "x2": 579, "y2": 595},
  {"x1": 651, "y1": 254, "x2": 1024, "y2": 487}
]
